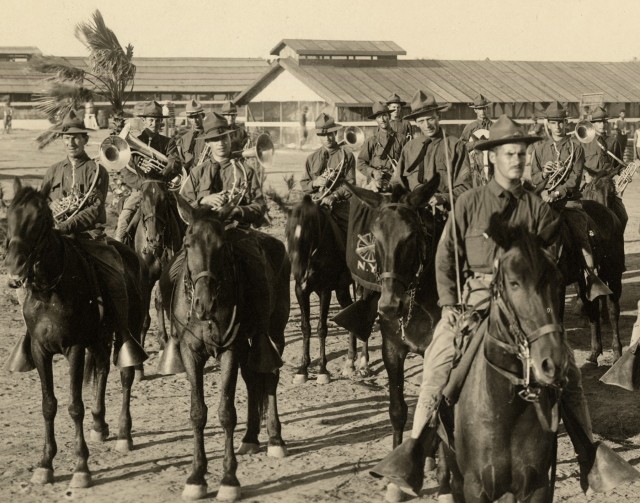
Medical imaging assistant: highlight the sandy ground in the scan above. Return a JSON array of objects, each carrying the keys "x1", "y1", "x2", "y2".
[{"x1": 1, "y1": 130, "x2": 640, "y2": 502}]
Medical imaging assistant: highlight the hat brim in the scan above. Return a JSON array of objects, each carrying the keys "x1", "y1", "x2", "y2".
[
  {"x1": 316, "y1": 124, "x2": 342, "y2": 135},
  {"x1": 367, "y1": 110, "x2": 390, "y2": 120},
  {"x1": 405, "y1": 104, "x2": 448, "y2": 121},
  {"x1": 53, "y1": 125, "x2": 92, "y2": 134},
  {"x1": 137, "y1": 113, "x2": 170, "y2": 118},
  {"x1": 386, "y1": 100, "x2": 407, "y2": 106},
  {"x1": 201, "y1": 128, "x2": 234, "y2": 141},
  {"x1": 544, "y1": 115, "x2": 573, "y2": 121},
  {"x1": 186, "y1": 110, "x2": 205, "y2": 116},
  {"x1": 470, "y1": 102, "x2": 492, "y2": 109},
  {"x1": 474, "y1": 135, "x2": 542, "y2": 151}
]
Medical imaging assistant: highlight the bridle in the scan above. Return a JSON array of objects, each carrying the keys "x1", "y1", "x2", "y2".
[
  {"x1": 140, "y1": 180, "x2": 169, "y2": 256},
  {"x1": 375, "y1": 202, "x2": 436, "y2": 338},
  {"x1": 485, "y1": 256, "x2": 564, "y2": 403}
]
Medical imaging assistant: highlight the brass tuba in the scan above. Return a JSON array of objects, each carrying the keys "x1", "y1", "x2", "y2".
[{"x1": 341, "y1": 125, "x2": 365, "y2": 151}]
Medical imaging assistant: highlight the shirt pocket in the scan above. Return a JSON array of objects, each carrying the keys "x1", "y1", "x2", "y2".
[{"x1": 465, "y1": 228, "x2": 493, "y2": 270}]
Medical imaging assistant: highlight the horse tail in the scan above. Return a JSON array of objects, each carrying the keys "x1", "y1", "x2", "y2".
[
  {"x1": 286, "y1": 195, "x2": 321, "y2": 281},
  {"x1": 84, "y1": 349, "x2": 96, "y2": 387}
]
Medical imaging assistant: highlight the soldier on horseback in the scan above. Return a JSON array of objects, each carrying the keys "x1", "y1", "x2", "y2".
[
  {"x1": 170, "y1": 112, "x2": 281, "y2": 373},
  {"x1": 300, "y1": 113, "x2": 356, "y2": 252},
  {"x1": 114, "y1": 100, "x2": 182, "y2": 242},
  {"x1": 177, "y1": 99, "x2": 206, "y2": 173},
  {"x1": 390, "y1": 115, "x2": 632, "y2": 493},
  {"x1": 530, "y1": 101, "x2": 611, "y2": 300},
  {"x1": 38, "y1": 110, "x2": 146, "y2": 367},
  {"x1": 357, "y1": 102, "x2": 407, "y2": 192},
  {"x1": 385, "y1": 93, "x2": 414, "y2": 141}
]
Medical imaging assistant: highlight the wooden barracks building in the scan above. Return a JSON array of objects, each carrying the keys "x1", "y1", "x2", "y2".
[{"x1": 2, "y1": 40, "x2": 640, "y2": 144}]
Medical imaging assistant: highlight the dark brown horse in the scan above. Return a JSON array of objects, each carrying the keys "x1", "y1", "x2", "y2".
[
  {"x1": 5, "y1": 184, "x2": 149, "y2": 489},
  {"x1": 131, "y1": 180, "x2": 185, "y2": 360},
  {"x1": 555, "y1": 190, "x2": 625, "y2": 364},
  {"x1": 441, "y1": 216, "x2": 567, "y2": 502},
  {"x1": 160, "y1": 196, "x2": 290, "y2": 501},
  {"x1": 348, "y1": 180, "x2": 443, "y2": 482},
  {"x1": 286, "y1": 195, "x2": 369, "y2": 383}
]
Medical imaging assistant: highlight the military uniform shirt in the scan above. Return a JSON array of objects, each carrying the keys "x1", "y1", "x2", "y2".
[
  {"x1": 390, "y1": 118, "x2": 414, "y2": 140},
  {"x1": 530, "y1": 136, "x2": 584, "y2": 200},
  {"x1": 120, "y1": 129, "x2": 180, "y2": 190},
  {"x1": 301, "y1": 146, "x2": 356, "y2": 202},
  {"x1": 41, "y1": 153, "x2": 109, "y2": 235},
  {"x1": 582, "y1": 134, "x2": 623, "y2": 179},
  {"x1": 435, "y1": 178, "x2": 559, "y2": 306},
  {"x1": 460, "y1": 118, "x2": 493, "y2": 142},
  {"x1": 357, "y1": 129, "x2": 407, "y2": 183}
]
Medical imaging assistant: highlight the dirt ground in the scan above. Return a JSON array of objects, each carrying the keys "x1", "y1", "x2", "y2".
[{"x1": 1, "y1": 130, "x2": 640, "y2": 502}]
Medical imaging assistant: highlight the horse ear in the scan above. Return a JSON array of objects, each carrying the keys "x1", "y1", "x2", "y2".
[
  {"x1": 406, "y1": 173, "x2": 441, "y2": 208},
  {"x1": 343, "y1": 181, "x2": 384, "y2": 209},
  {"x1": 215, "y1": 202, "x2": 235, "y2": 223},
  {"x1": 175, "y1": 193, "x2": 194, "y2": 225},
  {"x1": 13, "y1": 176, "x2": 22, "y2": 195},
  {"x1": 486, "y1": 213, "x2": 513, "y2": 250}
]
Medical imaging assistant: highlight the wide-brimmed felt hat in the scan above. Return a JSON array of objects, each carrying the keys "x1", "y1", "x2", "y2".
[
  {"x1": 315, "y1": 113, "x2": 342, "y2": 135},
  {"x1": 186, "y1": 99, "x2": 204, "y2": 116},
  {"x1": 220, "y1": 101, "x2": 238, "y2": 115},
  {"x1": 543, "y1": 101, "x2": 571, "y2": 121},
  {"x1": 54, "y1": 109, "x2": 91, "y2": 134},
  {"x1": 469, "y1": 94, "x2": 491, "y2": 109},
  {"x1": 474, "y1": 115, "x2": 542, "y2": 151},
  {"x1": 405, "y1": 90, "x2": 448, "y2": 120},
  {"x1": 590, "y1": 106, "x2": 609, "y2": 122},
  {"x1": 368, "y1": 102, "x2": 391, "y2": 120},
  {"x1": 385, "y1": 93, "x2": 407, "y2": 106},
  {"x1": 200, "y1": 112, "x2": 235, "y2": 141},
  {"x1": 137, "y1": 100, "x2": 168, "y2": 118}
]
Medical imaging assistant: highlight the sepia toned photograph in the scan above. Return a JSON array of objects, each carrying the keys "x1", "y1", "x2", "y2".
[{"x1": 2, "y1": 1, "x2": 640, "y2": 501}]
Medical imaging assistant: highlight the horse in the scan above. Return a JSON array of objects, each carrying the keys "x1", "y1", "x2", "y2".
[
  {"x1": 285, "y1": 195, "x2": 369, "y2": 384},
  {"x1": 558, "y1": 183, "x2": 625, "y2": 364},
  {"x1": 160, "y1": 196, "x2": 290, "y2": 501},
  {"x1": 131, "y1": 180, "x2": 185, "y2": 359},
  {"x1": 4, "y1": 184, "x2": 149, "y2": 489},
  {"x1": 438, "y1": 216, "x2": 568, "y2": 502}
]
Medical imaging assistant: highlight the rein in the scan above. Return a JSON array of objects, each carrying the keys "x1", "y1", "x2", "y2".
[
  {"x1": 485, "y1": 262, "x2": 563, "y2": 403},
  {"x1": 140, "y1": 180, "x2": 169, "y2": 256},
  {"x1": 182, "y1": 243, "x2": 240, "y2": 349},
  {"x1": 8, "y1": 228, "x2": 64, "y2": 292}
]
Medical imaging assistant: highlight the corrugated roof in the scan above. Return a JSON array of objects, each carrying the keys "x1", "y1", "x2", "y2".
[
  {"x1": 0, "y1": 57, "x2": 269, "y2": 94},
  {"x1": 270, "y1": 39, "x2": 406, "y2": 57},
  {"x1": 0, "y1": 46, "x2": 42, "y2": 56},
  {"x1": 236, "y1": 58, "x2": 640, "y2": 106}
]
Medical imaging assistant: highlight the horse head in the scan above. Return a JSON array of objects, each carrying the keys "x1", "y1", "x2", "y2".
[
  {"x1": 487, "y1": 214, "x2": 568, "y2": 389},
  {"x1": 285, "y1": 195, "x2": 324, "y2": 291},
  {"x1": 176, "y1": 195, "x2": 235, "y2": 323},
  {"x1": 5, "y1": 180, "x2": 54, "y2": 280},
  {"x1": 350, "y1": 177, "x2": 440, "y2": 320},
  {"x1": 140, "y1": 180, "x2": 170, "y2": 255}
]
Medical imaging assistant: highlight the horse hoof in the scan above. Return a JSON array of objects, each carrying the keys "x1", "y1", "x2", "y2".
[
  {"x1": 267, "y1": 445, "x2": 288, "y2": 458},
  {"x1": 182, "y1": 483, "x2": 207, "y2": 500},
  {"x1": 358, "y1": 367, "x2": 371, "y2": 378},
  {"x1": 69, "y1": 471, "x2": 92, "y2": 489},
  {"x1": 293, "y1": 373, "x2": 308, "y2": 385},
  {"x1": 217, "y1": 484, "x2": 241, "y2": 501},
  {"x1": 89, "y1": 427, "x2": 109, "y2": 442},
  {"x1": 237, "y1": 442, "x2": 260, "y2": 455},
  {"x1": 425, "y1": 456, "x2": 436, "y2": 472},
  {"x1": 31, "y1": 467, "x2": 54, "y2": 485},
  {"x1": 341, "y1": 365, "x2": 355, "y2": 377},
  {"x1": 134, "y1": 369, "x2": 145, "y2": 383},
  {"x1": 437, "y1": 494, "x2": 455, "y2": 503},
  {"x1": 317, "y1": 373, "x2": 331, "y2": 384},
  {"x1": 115, "y1": 438, "x2": 134, "y2": 453},
  {"x1": 385, "y1": 483, "x2": 409, "y2": 502}
]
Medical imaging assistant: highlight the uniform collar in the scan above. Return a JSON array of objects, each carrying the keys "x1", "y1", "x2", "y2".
[
  {"x1": 66, "y1": 152, "x2": 91, "y2": 167},
  {"x1": 487, "y1": 177, "x2": 525, "y2": 199}
]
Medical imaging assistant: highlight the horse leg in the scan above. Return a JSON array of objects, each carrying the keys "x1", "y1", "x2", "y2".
[
  {"x1": 317, "y1": 288, "x2": 332, "y2": 384},
  {"x1": 359, "y1": 339, "x2": 371, "y2": 378},
  {"x1": 581, "y1": 282, "x2": 602, "y2": 364},
  {"x1": 608, "y1": 276, "x2": 623, "y2": 362},
  {"x1": 238, "y1": 363, "x2": 261, "y2": 455},
  {"x1": 30, "y1": 351, "x2": 57, "y2": 485},
  {"x1": 182, "y1": 345, "x2": 208, "y2": 500},
  {"x1": 217, "y1": 349, "x2": 241, "y2": 501},
  {"x1": 381, "y1": 335, "x2": 408, "y2": 448},
  {"x1": 265, "y1": 370, "x2": 287, "y2": 458},
  {"x1": 336, "y1": 286, "x2": 357, "y2": 377},
  {"x1": 294, "y1": 283, "x2": 311, "y2": 384},
  {"x1": 155, "y1": 289, "x2": 168, "y2": 350},
  {"x1": 88, "y1": 342, "x2": 110, "y2": 442},
  {"x1": 116, "y1": 362, "x2": 136, "y2": 453},
  {"x1": 136, "y1": 312, "x2": 151, "y2": 383},
  {"x1": 67, "y1": 345, "x2": 92, "y2": 488}
]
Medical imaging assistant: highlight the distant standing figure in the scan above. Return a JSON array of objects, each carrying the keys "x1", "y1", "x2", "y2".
[
  {"x1": 3, "y1": 101, "x2": 13, "y2": 134},
  {"x1": 615, "y1": 110, "x2": 628, "y2": 153},
  {"x1": 299, "y1": 106, "x2": 309, "y2": 149},
  {"x1": 634, "y1": 127, "x2": 640, "y2": 161}
]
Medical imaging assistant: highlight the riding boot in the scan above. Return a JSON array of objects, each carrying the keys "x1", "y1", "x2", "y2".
[{"x1": 562, "y1": 352, "x2": 640, "y2": 493}]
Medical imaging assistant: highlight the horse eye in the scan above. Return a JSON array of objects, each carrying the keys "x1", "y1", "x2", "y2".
[{"x1": 509, "y1": 280, "x2": 520, "y2": 289}]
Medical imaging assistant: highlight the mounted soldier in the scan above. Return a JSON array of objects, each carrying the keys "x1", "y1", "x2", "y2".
[
  {"x1": 177, "y1": 99, "x2": 206, "y2": 173},
  {"x1": 385, "y1": 93, "x2": 414, "y2": 141},
  {"x1": 460, "y1": 94, "x2": 493, "y2": 142},
  {"x1": 221, "y1": 101, "x2": 250, "y2": 152}
]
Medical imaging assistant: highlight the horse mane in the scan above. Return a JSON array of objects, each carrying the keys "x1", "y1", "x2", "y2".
[
  {"x1": 10, "y1": 186, "x2": 54, "y2": 229},
  {"x1": 285, "y1": 195, "x2": 322, "y2": 280}
]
